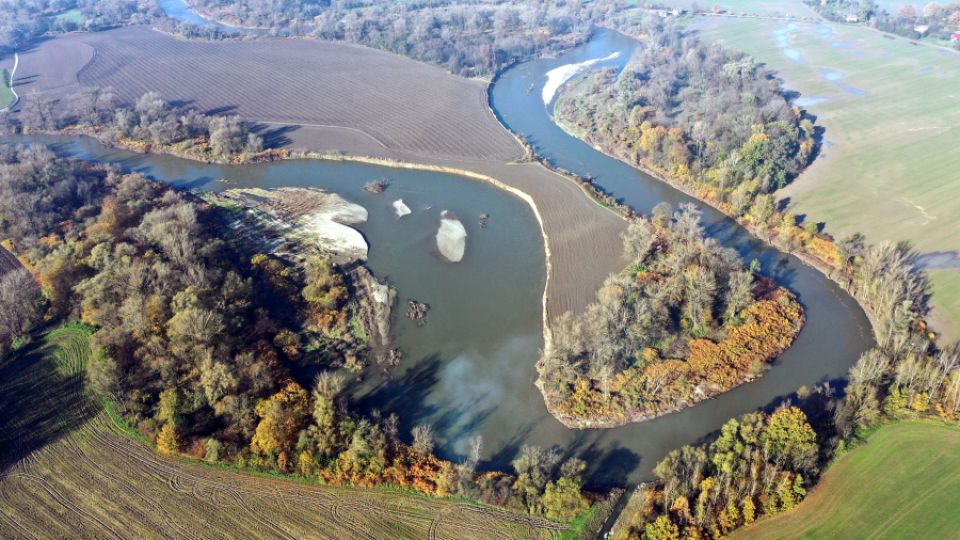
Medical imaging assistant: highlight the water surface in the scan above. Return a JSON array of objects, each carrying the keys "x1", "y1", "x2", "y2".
[
  {"x1": 158, "y1": 0, "x2": 254, "y2": 34},
  {"x1": 489, "y1": 30, "x2": 875, "y2": 484},
  {"x1": 2, "y1": 30, "x2": 876, "y2": 487}
]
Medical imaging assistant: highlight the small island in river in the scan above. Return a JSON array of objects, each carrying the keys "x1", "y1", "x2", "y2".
[{"x1": 539, "y1": 203, "x2": 804, "y2": 429}]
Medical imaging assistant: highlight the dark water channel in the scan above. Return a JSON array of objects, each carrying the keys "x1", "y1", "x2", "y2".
[
  {"x1": 2, "y1": 30, "x2": 874, "y2": 489},
  {"x1": 488, "y1": 30, "x2": 875, "y2": 484}
]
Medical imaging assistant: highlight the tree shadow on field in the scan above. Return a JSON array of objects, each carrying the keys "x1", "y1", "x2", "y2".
[
  {"x1": 0, "y1": 335, "x2": 95, "y2": 475},
  {"x1": 253, "y1": 123, "x2": 297, "y2": 149},
  {"x1": 205, "y1": 105, "x2": 238, "y2": 116},
  {"x1": 10, "y1": 35, "x2": 55, "y2": 56}
]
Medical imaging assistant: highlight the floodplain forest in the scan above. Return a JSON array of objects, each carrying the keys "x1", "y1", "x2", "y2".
[
  {"x1": 0, "y1": 145, "x2": 590, "y2": 523},
  {"x1": 2, "y1": 2, "x2": 960, "y2": 540}
]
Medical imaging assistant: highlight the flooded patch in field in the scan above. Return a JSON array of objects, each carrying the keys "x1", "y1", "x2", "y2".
[
  {"x1": 830, "y1": 40, "x2": 850, "y2": 48},
  {"x1": 839, "y1": 84, "x2": 869, "y2": 97},
  {"x1": 820, "y1": 67, "x2": 845, "y2": 81},
  {"x1": 920, "y1": 65, "x2": 936, "y2": 73},
  {"x1": 917, "y1": 251, "x2": 960, "y2": 270},
  {"x1": 793, "y1": 96, "x2": 831, "y2": 107},
  {"x1": 773, "y1": 25, "x2": 804, "y2": 64}
]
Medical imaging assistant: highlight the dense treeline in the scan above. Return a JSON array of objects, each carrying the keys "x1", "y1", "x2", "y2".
[
  {"x1": 541, "y1": 203, "x2": 803, "y2": 428},
  {"x1": 0, "y1": 143, "x2": 350, "y2": 458},
  {"x1": 0, "y1": 266, "x2": 41, "y2": 357},
  {"x1": 557, "y1": 14, "x2": 935, "y2": 361},
  {"x1": 809, "y1": 0, "x2": 960, "y2": 46},
  {"x1": 620, "y1": 405, "x2": 819, "y2": 539},
  {"x1": 556, "y1": 16, "x2": 815, "y2": 205},
  {"x1": 7, "y1": 87, "x2": 264, "y2": 161},
  {"x1": 0, "y1": 145, "x2": 590, "y2": 522},
  {"x1": 187, "y1": 0, "x2": 604, "y2": 77},
  {"x1": 0, "y1": 0, "x2": 156, "y2": 54},
  {"x1": 612, "y1": 236, "x2": 944, "y2": 538},
  {"x1": 617, "y1": 338, "x2": 960, "y2": 539}
]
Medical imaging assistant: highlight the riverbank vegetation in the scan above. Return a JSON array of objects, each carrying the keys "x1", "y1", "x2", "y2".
[
  {"x1": 555, "y1": 16, "x2": 815, "y2": 207},
  {"x1": 809, "y1": 0, "x2": 960, "y2": 47},
  {"x1": 0, "y1": 0, "x2": 158, "y2": 54},
  {"x1": 619, "y1": 405, "x2": 819, "y2": 539},
  {"x1": 184, "y1": 0, "x2": 603, "y2": 77},
  {"x1": 0, "y1": 143, "x2": 593, "y2": 524},
  {"x1": 614, "y1": 337, "x2": 960, "y2": 539},
  {"x1": 541, "y1": 203, "x2": 804, "y2": 428},
  {"x1": 7, "y1": 86, "x2": 266, "y2": 162}
]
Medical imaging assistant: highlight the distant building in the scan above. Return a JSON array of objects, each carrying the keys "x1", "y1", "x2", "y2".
[
  {"x1": 845, "y1": 13, "x2": 859, "y2": 23},
  {"x1": 914, "y1": 24, "x2": 929, "y2": 36}
]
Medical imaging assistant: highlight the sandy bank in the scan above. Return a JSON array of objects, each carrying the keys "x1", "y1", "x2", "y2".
[
  {"x1": 541, "y1": 52, "x2": 620, "y2": 105},
  {"x1": 302, "y1": 196, "x2": 368, "y2": 262},
  {"x1": 211, "y1": 187, "x2": 369, "y2": 264},
  {"x1": 436, "y1": 211, "x2": 467, "y2": 262}
]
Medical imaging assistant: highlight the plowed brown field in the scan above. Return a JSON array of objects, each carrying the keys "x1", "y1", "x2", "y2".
[
  {"x1": 0, "y1": 328, "x2": 566, "y2": 539},
  {"x1": 12, "y1": 26, "x2": 627, "y2": 319}
]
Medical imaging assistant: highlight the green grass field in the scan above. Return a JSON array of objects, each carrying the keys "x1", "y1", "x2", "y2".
[
  {"x1": 1, "y1": 68, "x2": 14, "y2": 109},
  {"x1": 695, "y1": 16, "x2": 960, "y2": 340},
  {"x1": 53, "y1": 8, "x2": 83, "y2": 25},
  {"x1": 632, "y1": 0, "x2": 816, "y2": 17},
  {"x1": 731, "y1": 421, "x2": 960, "y2": 540}
]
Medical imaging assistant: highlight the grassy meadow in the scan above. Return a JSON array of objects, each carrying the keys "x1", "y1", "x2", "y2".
[
  {"x1": 1, "y1": 68, "x2": 14, "y2": 109},
  {"x1": 694, "y1": 16, "x2": 960, "y2": 340},
  {"x1": 632, "y1": 0, "x2": 816, "y2": 17},
  {"x1": 730, "y1": 421, "x2": 960, "y2": 539}
]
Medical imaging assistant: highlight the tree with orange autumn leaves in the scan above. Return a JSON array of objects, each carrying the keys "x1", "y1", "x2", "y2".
[
  {"x1": 542, "y1": 204, "x2": 804, "y2": 427},
  {"x1": 0, "y1": 146, "x2": 593, "y2": 524}
]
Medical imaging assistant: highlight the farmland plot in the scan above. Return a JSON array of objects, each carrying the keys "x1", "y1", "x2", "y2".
[
  {"x1": 11, "y1": 26, "x2": 628, "y2": 319},
  {"x1": 730, "y1": 421, "x2": 960, "y2": 540},
  {"x1": 0, "y1": 328, "x2": 566, "y2": 540},
  {"x1": 696, "y1": 17, "x2": 960, "y2": 339}
]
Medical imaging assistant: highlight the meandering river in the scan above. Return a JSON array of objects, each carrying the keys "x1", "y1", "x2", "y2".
[{"x1": 4, "y1": 30, "x2": 874, "y2": 488}]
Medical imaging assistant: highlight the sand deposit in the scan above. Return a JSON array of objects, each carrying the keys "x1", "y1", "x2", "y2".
[
  {"x1": 436, "y1": 211, "x2": 467, "y2": 262},
  {"x1": 541, "y1": 52, "x2": 620, "y2": 105},
  {"x1": 19, "y1": 26, "x2": 628, "y2": 318},
  {"x1": 392, "y1": 198, "x2": 412, "y2": 218}
]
